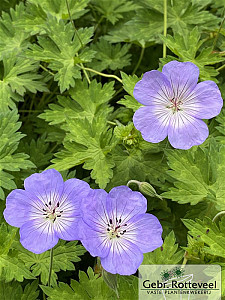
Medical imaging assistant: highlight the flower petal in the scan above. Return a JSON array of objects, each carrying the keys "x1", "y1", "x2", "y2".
[
  {"x1": 20, "y1": 219, "x2": 58, "y2": 254},
  {"x1": 81, "y1": 189, "x2": 109, "y2": 230},
  {"x1": 24, "y1": 169, "x2": 64, "y2": 206},
  {"x1": 106, "y1": 186, "x2": 147, "y2": 225},
  {"x1": 162, "y1": 61, "x2": 199, "y2": 99},
  {"x1": 54, "y1": 216, "x2": 81, "y2": 241},
  {"x1": 80, "y1": 220, "x2": 110, "y2": 258},
  {"x1": 133, "y1": 70, "x2": 172, "y2": 106},
  {"x1": 3, "y1": 189, "x2": 43, "y2": 227},
  {"x1": 54, "y1": 178, "x2": 91, "y2": 241},
  {"x1": 182, "y1": 81, "x2": 223, "y2": 119},
  {"x1": 133, "y1": 106, "x2": 171, "y2": 143},
  {"x1": 125, "y1": 214, "x2": 163, "y2": 253},
  {"x1": 59, "y1": 178, "x2": 91, "y2": 217},
  {"x1": 168, "y1": 112, "x2": 209, "y2": 149},
  {"x1": 101, "y1": 239, "x2": 143, "y2": 275}
]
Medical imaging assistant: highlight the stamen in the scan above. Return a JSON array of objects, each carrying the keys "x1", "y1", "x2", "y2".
[
  {"x1": 109, "y1": 219, "x2": 112, "y2": 224},
  {"x1": 49, "y1": 201, "x2": 51, "y2": 206},
  {"x1": 60, "y1": 210, "x2": 63, "y2": 213},
  {"x1": 57, "y1": 202, "x2": 60, "y2": 207},
  {"x1": 57, "y1": 215, "x2": 61, "y2": 217},
  {"x1": 43, "y1": 208, "x2": 46, "y2": 212}
]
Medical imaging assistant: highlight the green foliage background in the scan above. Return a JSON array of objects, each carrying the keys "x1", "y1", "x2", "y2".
[{"x1": 0, "y1": 0, "x2": 225, "y2": 298}]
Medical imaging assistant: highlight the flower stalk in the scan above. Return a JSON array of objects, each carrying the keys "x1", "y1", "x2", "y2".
[
  {"x1": 163, "y1": 0, "x2": 167, "y2": 58},
  {"x1": 48, "y1": 248, "x2": 54, "y2": 286}
]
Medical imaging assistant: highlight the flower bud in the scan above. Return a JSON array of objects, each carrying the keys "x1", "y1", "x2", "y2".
[{"x1": 139, "y1": 182, "x2": 163, "y2": 200}]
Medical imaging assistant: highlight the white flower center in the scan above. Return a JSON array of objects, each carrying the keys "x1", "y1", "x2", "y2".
[
  {"x1": 42, "y1": 201, "x2": 63, "y2": 223},
  {"x1": 107, "y1": 218, "x2": 127, "y2": 239},
  {"x1": 167, "y1": 97, "x2": 183, "y2": 113}
]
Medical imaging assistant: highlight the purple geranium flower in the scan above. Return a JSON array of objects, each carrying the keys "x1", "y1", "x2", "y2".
[
  {"x1": 133, "y1": 61, "x2": 223, "y2": 149},
  {"x1": 80, "y1": 186, "x2": 163, "y2": 275},
  {"x1": 4, "y1": 169, "x2": 90, "y2": 254}
]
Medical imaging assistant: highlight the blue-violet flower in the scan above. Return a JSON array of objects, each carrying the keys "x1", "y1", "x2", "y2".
[
  {"x1": 133, "y1": 61, "x2": 223, "y2": 149},
  {"x1": 4, "y1": 169, "x2": 91, "y2": 254},
  {"x1": 80, "y1": 186, "x2": 163, "y2": 275}
]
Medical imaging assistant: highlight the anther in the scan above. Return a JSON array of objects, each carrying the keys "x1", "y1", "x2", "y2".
[
  {"x1": 49, "y1": 201, "x2": 51, "y2": 206},
  {"x1": 43, "y1": 208, "x2": 46, "y2": 212},
  {"x1": 109, "y1": 219, "x2": 112, "y2": 224},
  {"x1": 57, "y1": 202, "x2": 60, "y2": 207}
]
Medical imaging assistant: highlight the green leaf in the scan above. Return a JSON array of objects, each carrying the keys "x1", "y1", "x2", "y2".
[
  {"x1": 28, "y1": 0, "x2": 90, "y2": 21},
  {"x1": 162, "y1": 140, "x2": 225, "y2": 210},
  {"x1": 143, "y1": 231, "x2": 184, "y2": 264},
  {"x1": 141, "y1": 0, "x2": 219, "y2": 34},
  {"x1": 0, "y1": 3, "x2": 30, "y2": 57},
  {"x1": 0, "y1": 52, "x2": 48, "y2": 110},
  {"x1": 41, "y1": 267, "x2": 114, "y2": 299},
  {"x1": 106, "y1": 0, "x2": 219, "y2": 47},
  {"x1": 88, "y1": 38, "x2": 131, "y2": 72},
  {"x1": 39, "y1": 80, "x2": 114, "y2": 126},
  {"x1": 17, "y1": 240, "x2": 86, "y2": 287},
  {"x1": 0, "y1": 280, "x2": 39, "y2": 300},
  {"x1": 42, "y1": 80, "x2": 117, "y2": 188},
  {"x1": 118, "y1": 72, "x2": 142, "y2": 111},
  {"x1": 91, "y1": 0, "x2": 139, "y2": 25},
  {"x1": 0, "y1": 111, "x2": 35, "y2": 199},
  {"x1": 107, "y1": 142, "x2": 168, "y2": 190},
  {"x1": 16, "y1": 240, "x2": 86, "y2": 286},
  {"x1": 27, "y1": 16, "x2": 94, "y2": 92},
  {"x1": 160, "y1": 27, "x2": 225, "y2": 81},
  {"x1": 0, "y1": 223, "x2": 34, "y2": 282},
  {"x1": 18, "y1": 134, "x2": 53, "y2": 169},
  {"x1": 52, "y1": 116, "x2": 117, "y2": 188},
  {"x1": 183, "y1": 216, "x2": 225, "y2": 259}
]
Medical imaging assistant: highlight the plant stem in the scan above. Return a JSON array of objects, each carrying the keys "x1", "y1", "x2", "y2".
[
  {"x1": 48, "y1": 248, "x2": 54, "y2": 286},
  {"x1": 212, "y1": 211, "x2": 225, "y2": 222},
  {"x1": 213, "y1": 8, "x2": 225, "y2": 50},
  {"x1": 127, "y1": 180, "x2": 141, "y2": 188},
  {"x1": 77, "y1": 66, "x2": 123, "y2": 83},
  {"x1": 163, "y1": 0, "x2": 167, "y2": 58},
  {"x1": 216, "y1": 64, "x2": 225, "y2": 72},
  {"x1": 132, "y1": 47, "x2": 145, "y2": 75},
  {"x1": 65, "y1": 0, "x2": 91, "y2": 84},
  {"x1": 181, "y1": 251, "x2": 188, "y2": 268},
  {"x1": 65, "y1": 0, "x2": 83, "y2": 48},
  {"x1": 39, "y1": 64, "x2": 55, "y2": 76}
]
